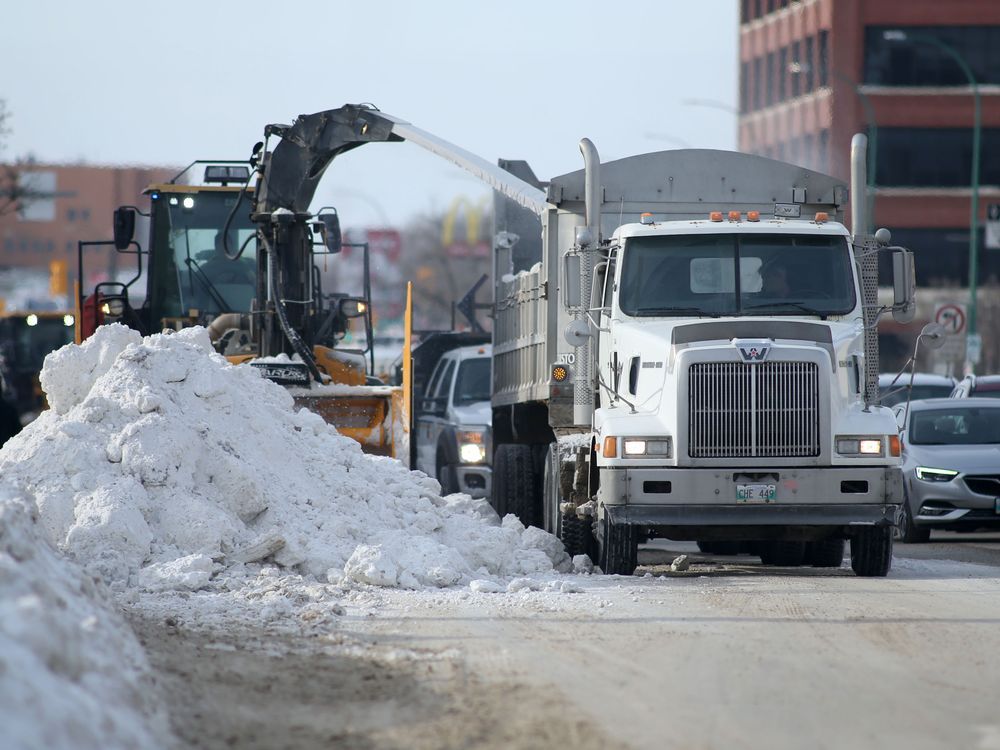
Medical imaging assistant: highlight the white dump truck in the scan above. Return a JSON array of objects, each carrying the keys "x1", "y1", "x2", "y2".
[
  {"x1": 490, "y1": 135, "x2": 913, "y2": 577},
  {"x1": 242, "y1": 105, "x2": 911, "y2": 577}
]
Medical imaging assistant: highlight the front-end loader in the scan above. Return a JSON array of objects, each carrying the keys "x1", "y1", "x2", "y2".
[{"x1": 78, "y1": 159, "x2": 410, "y2": 458}]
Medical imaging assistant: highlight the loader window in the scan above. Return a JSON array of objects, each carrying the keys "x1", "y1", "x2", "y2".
[
  {"x1": 619, "y1": 233, "x2": 855, "y2": 318},
  {"x1": 147, "y1": 190, "x2": 257, "y2": 322}
]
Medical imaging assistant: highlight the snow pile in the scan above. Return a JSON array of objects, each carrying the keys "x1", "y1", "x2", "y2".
[
  {"x1": 0, "y1": 481, "x2": 170, "y2": 749},
  {"x1": 0, "y1": 325, "x2": 569, "y2": 592}
]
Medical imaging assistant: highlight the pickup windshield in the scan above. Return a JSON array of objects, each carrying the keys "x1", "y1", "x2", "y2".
[
  {"x1": 453, "y1": 358, "x2": 491, "y2": 406},
  {"x1": 618, "y1": 233, "x2": 856, "y2": 318}
]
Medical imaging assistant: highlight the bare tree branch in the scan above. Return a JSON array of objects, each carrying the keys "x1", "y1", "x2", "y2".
[{"x1": 0, "y1": 100, "x2": 23, "y2": 218}]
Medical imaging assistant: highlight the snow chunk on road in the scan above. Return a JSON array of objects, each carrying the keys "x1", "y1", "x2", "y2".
[
  {"x1": 0, "y1": 325, "x2": 570, "y2": 591},
  {"x1": 0, "y1": 481, "x2": 170, "y2": 749}
]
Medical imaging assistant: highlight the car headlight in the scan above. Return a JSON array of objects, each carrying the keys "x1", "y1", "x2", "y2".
[
  {"x1": 457, "y1": 429, "x2": 488, "y2": 464},
  {"x1": 621, "y1": 437, "x2": 672, "y2": 458},
  {"x1": 915, "y1": 466, "x2": 958, "y2": 482},
  {"x1": 836, "y1": 435, "x2": 884, "y2": 456}
]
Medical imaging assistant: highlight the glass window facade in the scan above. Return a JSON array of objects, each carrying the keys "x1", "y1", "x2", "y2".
[
  {"x1": 875, "y1": 127, "x2": 1000, "y2": 187},
  {"x1": 864, "y1": 26, "x2": 1000, "y2": 86}
]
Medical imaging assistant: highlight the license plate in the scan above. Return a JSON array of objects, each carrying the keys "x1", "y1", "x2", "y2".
[{"x1": 736, "y1": 483, "x2": 777, "y2": 503}]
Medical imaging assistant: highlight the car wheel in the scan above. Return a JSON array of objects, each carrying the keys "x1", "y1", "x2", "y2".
[
  {"x1": 895, "y1": 501, "x2": 930, "y2": 544},
  {"x1": 435, "y1": 451, "x2": 457, "y2": 495}
]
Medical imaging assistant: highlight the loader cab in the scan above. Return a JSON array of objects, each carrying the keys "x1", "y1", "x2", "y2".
[
  {"x1": 83, "y1": 163, "x2": 258, "y2": 340},
  {"x1": 144, "y1": 183, "x2": 258, "y2": 327}
]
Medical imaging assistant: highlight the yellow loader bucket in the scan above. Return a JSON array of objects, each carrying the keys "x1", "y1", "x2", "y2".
[{"x1": 292, "y1": 389, "x2": 404, "y2": 457}]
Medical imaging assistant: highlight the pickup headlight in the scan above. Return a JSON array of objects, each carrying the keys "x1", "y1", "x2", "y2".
[
  {"x1": 457, "y1": 429, "x2": 488, "y2": 464},
  {"x1": 621, "y1": 437, "x2": 672, "y2": 458},
  {"x1": 836, "y1": 435, "x2": 884, "y2": 457},
  {"x1": 915, "y1": 466, "x2": 958, "y2": 482}
]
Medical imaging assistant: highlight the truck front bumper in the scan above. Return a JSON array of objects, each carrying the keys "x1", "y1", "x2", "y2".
[
  {"x1": 597, "y1": 466, "x2": 902, "y2": 532},
  {"x1": 455, "y1": 465, "x2": 492, "y2": 499}
]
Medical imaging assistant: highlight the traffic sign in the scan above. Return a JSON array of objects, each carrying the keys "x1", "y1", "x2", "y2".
[{"x1": 934, "y1": 303, "x2": 967, "y2": 335}]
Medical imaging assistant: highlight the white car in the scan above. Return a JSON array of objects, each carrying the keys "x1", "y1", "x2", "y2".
[
  {"x1": 415, "y1": 344, "x2": 492, "y2": 498},
  {"x1": 878, "y1": 372, "x2": 956, "y2": 407}
]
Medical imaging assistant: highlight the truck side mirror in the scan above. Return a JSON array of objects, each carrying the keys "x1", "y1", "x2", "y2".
[
  {"x1": 891, "y1": 249, "x2": 916, "y2": 324},
  {"x1": 113, "y1": 207, "x2": 136, "y2": 251},
  {"x1": 562, "y1": 252, "x2": 583, "y2": 309},
  {"x1": 317, "y1": 212, "x2": 342, "y2": 254}
]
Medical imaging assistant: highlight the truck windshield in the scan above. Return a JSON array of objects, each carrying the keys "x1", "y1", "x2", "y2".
[
  {"x1": 453, "y1": 358, "x2": 491, "y2": 406},
  {"x1": 147, "y1": 190, "x2": 257, "y2": 321},
  {"x1": 618, "y1": 233, "x2": 856, "y2": 318}
]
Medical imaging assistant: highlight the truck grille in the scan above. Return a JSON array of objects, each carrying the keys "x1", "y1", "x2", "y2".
[{"x1": 688, "y1": 362, "x2": 820, "y2": 458}]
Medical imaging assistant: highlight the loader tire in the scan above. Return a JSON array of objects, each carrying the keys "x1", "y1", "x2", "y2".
[
  {"x1": 851, "y1": 526, "x2": 893, "y2": 577},
  {"x1": 805, "y1": 538, "x2": 845, "y2": 568},
  {"x1": 598, "y1": 514, "x2": 638, "y2": 576},
  {"x1": 492, "y1": 443, "x2": 540, "y2": 527}
]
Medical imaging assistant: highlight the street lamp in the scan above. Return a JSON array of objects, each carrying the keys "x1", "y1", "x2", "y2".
[{"x1": 884, "y1": 29, "x2": 981, "y2": 372}]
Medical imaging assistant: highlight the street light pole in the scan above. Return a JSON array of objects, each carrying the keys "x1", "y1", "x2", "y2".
[{"x1": 884, "y1": 30, "x2": 981, "y2": 372}]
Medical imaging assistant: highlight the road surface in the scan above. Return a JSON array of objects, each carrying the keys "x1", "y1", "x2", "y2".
[{"x1": 130, "y1": 537, "x2": 1000, "y2": 750}]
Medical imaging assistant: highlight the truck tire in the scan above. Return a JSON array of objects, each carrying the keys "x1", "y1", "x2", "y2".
[
  {"x1": 598, "y1": 514, "x2": 638, "y2": 576},
  {"x1": 805, "y1": 538, "x2": 845, "y2": 567},
  {"x1": 895, "y1": 502, "x2": 930, "y2": 544},
  {"x1": 851, "y1": 526, "x2": 893, "y2": 577},
  {"x1": 492, "y1": 443, "x2": 540, "y2": 527},
  {"x1": 758, "y1": 541, "x2": 807, "y2": 566}
]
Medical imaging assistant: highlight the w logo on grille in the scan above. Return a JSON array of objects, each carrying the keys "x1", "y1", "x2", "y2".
[{"x1": 735, "y1": 340, "x2": 771, "y2": 363}]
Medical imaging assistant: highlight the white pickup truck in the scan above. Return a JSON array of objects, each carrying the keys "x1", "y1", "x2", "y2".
[{"x1": 414, "y1": 342, "x2": 493, "y2": 498}]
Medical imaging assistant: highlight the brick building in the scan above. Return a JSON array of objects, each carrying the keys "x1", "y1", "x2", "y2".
[
  {"x1": 0, "y1": 163, "x2": 175, "y2": 290},
  {"x1": 739, "y1": 0, "x2": 1000, "y2": 370}
]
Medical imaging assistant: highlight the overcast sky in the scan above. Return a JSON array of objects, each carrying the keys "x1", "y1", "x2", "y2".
[{"x1": 4, "y1": 1, "x2": 738, "y2": 229}]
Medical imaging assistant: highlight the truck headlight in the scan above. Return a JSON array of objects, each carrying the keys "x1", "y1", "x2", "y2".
[
  {"x1": 836, "y1": 435, "x2": 884, "y2": 456},
  {"x1": 621, "y1": 437, "x2": 672, "y2": 458},
  {"x1": 457, "y1": 429, "x2": 488, "y2": 464},
  {"x1": 915, "y1": 466, "x2": 958, "y2": 482}
]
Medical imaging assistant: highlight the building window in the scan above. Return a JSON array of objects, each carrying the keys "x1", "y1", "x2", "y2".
[
  {"x1": 791, "y1": 41, "x2": 802, "y2": 97},
  {"x1": 864, "y1": 26, "x2": 1000, "y2": 86},
  {"x1": 67, "y1": 208, "x2": 77, "y2": 222},
  {"x1": 741, "y1": 0, "x2": 750, "y2": 24},
  {"x1": 876, "y1": 127, "x2": 1000, "y2": 187},
  {"x1": 753, "y1": 57, "x2": 763, "y2": 110},
  {"x1": 818, "y1": 30, "x2": 829, "y2": 87},
  {"x1": 740, "y1": 62, "x2": 750, "y2": 113},
  {"x1": 818, "y1": 129, "x2": 830, "y2": 173},
  {"x1": 876, "y1": 227, "x2": 998, "y2": 286},
  {"x1": 766, "y1": 51, "x2": 776, "y2": 106},
  {"x1": 804, "y1": 36, "x2": 815, "y2": 92},
  {"x1": 81, "y1": 208, "x2": 91, "y2": 222},
  {"x1": 778, "y1": 47, "x2": 788, "y2": 102}
]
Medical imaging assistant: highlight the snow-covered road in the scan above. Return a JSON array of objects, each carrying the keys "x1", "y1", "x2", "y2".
[{"x1": 129, "y1": 546, "x2": 1000, "y2": 750}]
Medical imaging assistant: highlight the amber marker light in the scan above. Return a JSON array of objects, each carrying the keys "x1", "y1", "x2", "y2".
[
  {"x1": 728, "y1": 210, "x2": 741, "y2": 222},
  {"x1": 747, "y1": 210, "x2": 760, "y2": 222},
  {"x1": 889, "y1": 435, "x2": 901, "y2": 457},
  {"x1": 709, "y1": 211, "x2": 724, "y2": 222},
  {"x1": 815, "y1": 212, "x2": 829, "y2": 223},
  {"x1": 602, "y1": 436, "x2": 618, "y2": 458},
  {"x1": 552, "y1": 365, "x2": 568, "y2": 382}
]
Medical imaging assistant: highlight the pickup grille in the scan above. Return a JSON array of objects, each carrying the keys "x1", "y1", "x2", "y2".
[{"x1": 688, "y1": 362, "x2": 820, "y2": 458}]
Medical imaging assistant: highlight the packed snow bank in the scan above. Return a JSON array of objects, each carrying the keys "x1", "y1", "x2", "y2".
[
  {"x1": 0, "y1": 481, "x2": 170, "y2": 749},
  {"x1": 0, "y1": 325, "x2": 569, "y2": 592}
]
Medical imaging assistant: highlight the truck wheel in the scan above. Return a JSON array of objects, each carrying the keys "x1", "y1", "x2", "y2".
[
  {"x1": 492, "y1": 444, "x2": 540, "y2": 527},
  {"x1": 851, "y1": 526, "x2": 893, "y2": 577},
  {"x1": 598, "y1": 514, "x2": 638, "y2": 575},
  {"x1": 895, "y1": 502, "x2": 930, "y2": 544},
  {"x1": 758, "y1": 541, "x2": 806, "y2": 566},
  {"x1": 805, "y1": 539, "x2": 845, "y2": 567}
]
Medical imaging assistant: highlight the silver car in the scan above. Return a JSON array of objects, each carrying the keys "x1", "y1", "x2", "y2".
[{"x1": 893, "y1": 398, "x2": 1000, "y2": 542}]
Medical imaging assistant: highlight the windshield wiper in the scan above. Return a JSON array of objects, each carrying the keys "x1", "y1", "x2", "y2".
[
  {"x1": 742, "y1": 301, "x2": 828, "y2": 319},
  {"x1": 634, "y1": 307, "x2": 722, "y2": 318}
]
